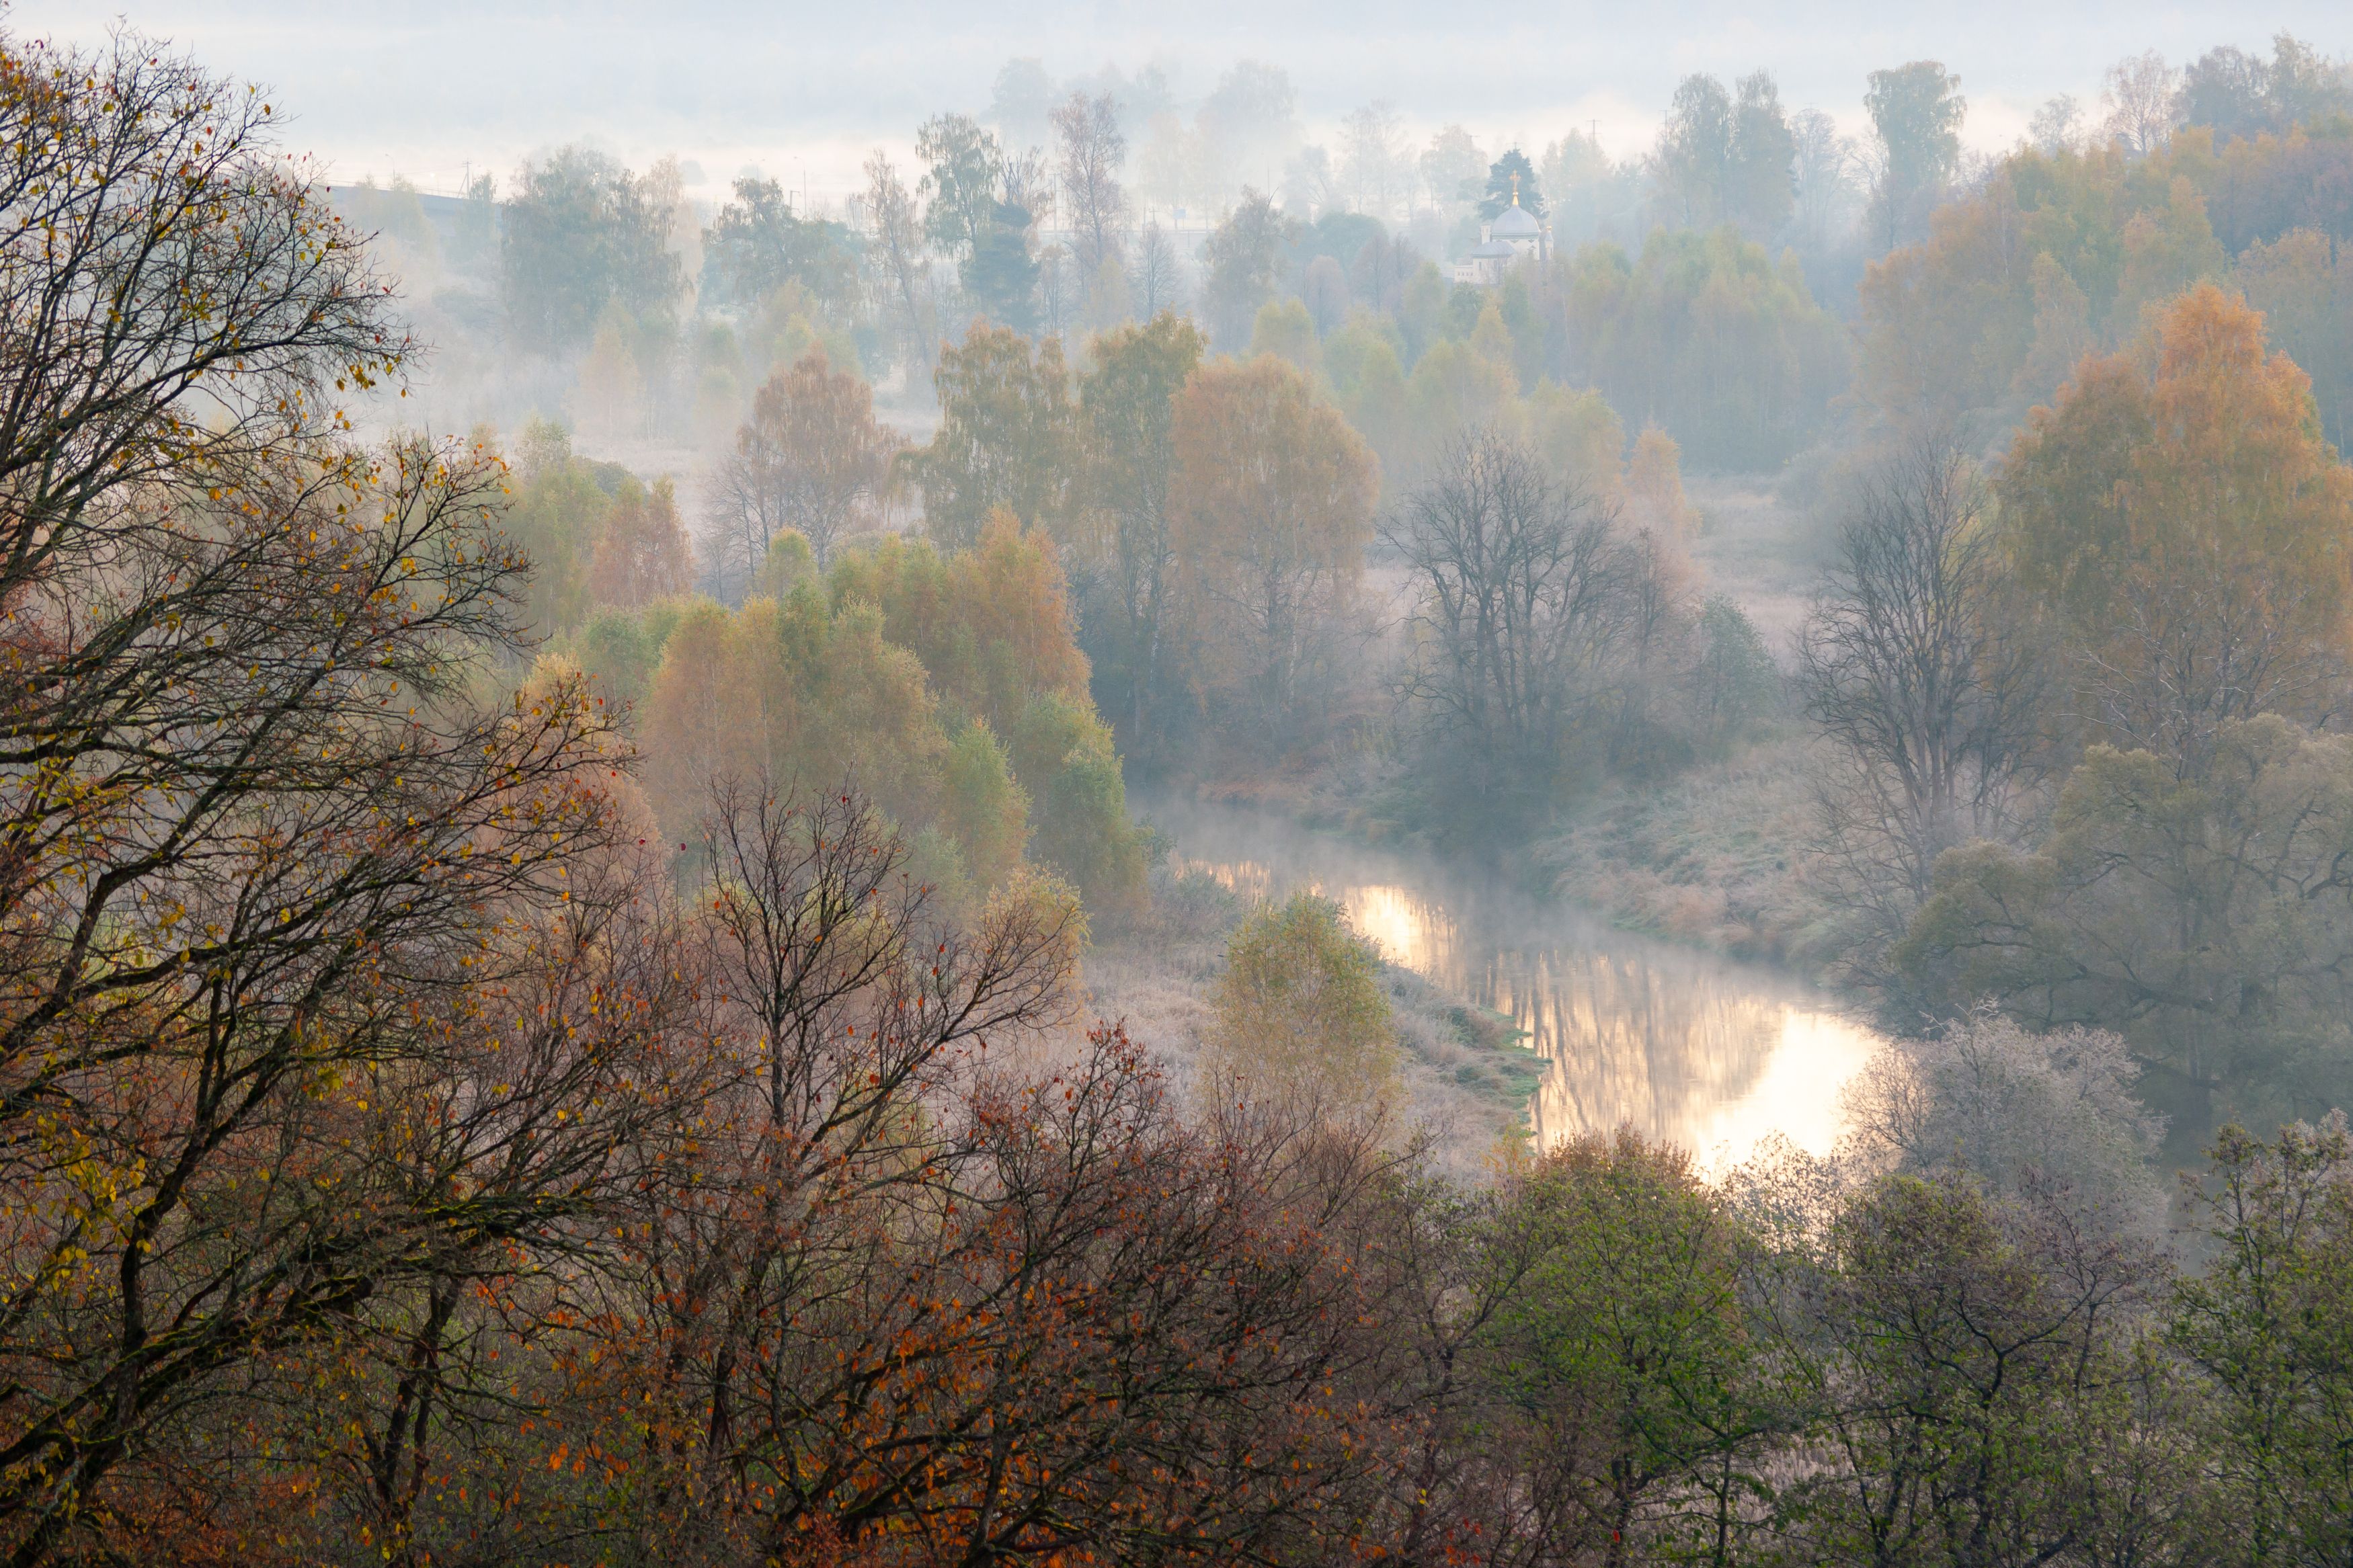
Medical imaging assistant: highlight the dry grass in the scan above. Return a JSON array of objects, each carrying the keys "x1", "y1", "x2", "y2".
[
  {"x1": 1685, "y1": 473, "x2": 1833, "y2": 656},
  {"x1": 1536, "y1": 734, "x2": 1837, "y2": 971}
]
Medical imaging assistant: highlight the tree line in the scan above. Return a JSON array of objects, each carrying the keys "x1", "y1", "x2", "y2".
[
  {"x1": 1798, "y1": 282, "x2": 2353, "y2": 1142},
  {"x1": 14, "y1": 26, "x2": 2353, "y2": 1567}
]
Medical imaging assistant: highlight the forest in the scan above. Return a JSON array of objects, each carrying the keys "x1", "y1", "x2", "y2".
[{"x1": 7, "y1": 15, "x2": 2353, "y2": 1568}]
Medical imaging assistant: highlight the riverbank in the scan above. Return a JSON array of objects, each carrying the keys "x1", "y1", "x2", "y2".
[
  {"x1": 1531, "y1": 733, "x2": 1842, "y2": 975},
  {"x1": 1082, "y1": 857, "x2": 1550, "y2": 1182},
  {"x1": 1096, "y1": 795, "x2": 1881, "y2": 1177}
]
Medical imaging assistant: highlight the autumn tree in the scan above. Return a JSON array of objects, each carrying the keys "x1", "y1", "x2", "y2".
[
  {"x1": 710, "y1": 347, "x2": 901, "y2": 576},
  {"x1": 904, "y1": 322, "x2": 1078, "y2": 552},
  {"x1": 588, "y1": 472, "x2": 694, "y2": 606},
  {"x1": 1170, "y1": 356, "x2": 1377, "y2": 749},
  {"x1": 570, "y1": 788, "x2": 1404, "y2": 1565},
  {"x1": 0, "y1": 31, "x2": 634, "y2": 1557},
  {"x1": 1996, "y1": 284, "x2": 2353, "y2": 776}
]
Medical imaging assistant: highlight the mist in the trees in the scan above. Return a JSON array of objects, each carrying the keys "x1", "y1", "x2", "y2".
[{"x1": 11, "y1": 9, "x2": 2353, "y2": 1565}]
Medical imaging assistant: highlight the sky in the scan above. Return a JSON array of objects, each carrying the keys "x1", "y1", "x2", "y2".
[{"x1": 17, "y1": 1, "x2": 2352, "y2": 206}]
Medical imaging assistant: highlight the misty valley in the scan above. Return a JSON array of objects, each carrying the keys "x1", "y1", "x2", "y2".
[{"x1": 6, "y1": 10, "x2": 2353, "y2": 1567}]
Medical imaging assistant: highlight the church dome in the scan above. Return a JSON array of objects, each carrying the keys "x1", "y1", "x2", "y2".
[{"x1": 1492, "y1": 200, "x2": 1540, "y2": 239}]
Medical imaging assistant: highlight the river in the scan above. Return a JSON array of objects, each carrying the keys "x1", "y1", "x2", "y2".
[{"x1": 1149, "y1": 799, "x2": 1884, "y2": 1173}]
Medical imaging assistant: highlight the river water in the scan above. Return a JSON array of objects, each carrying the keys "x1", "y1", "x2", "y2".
[{"x1": 1150, "y1": 800, "x2": 1883, "y2": 1172}]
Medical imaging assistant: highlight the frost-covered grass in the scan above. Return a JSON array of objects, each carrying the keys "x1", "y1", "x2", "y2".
[{"x1": 1535, "y1": 733, "x2": 1838, "y2": 971}]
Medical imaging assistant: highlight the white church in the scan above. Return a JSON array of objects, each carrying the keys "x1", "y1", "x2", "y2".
[{"x1": 1452, "y1": 179, "x2": 1548, "y2": 287}]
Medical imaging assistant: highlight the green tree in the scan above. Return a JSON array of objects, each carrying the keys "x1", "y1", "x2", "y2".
[
  {"x1": 1010, "y1": 693, "x2": 1149, "y2": 919},
  {"x1": 919, "y1": 112, "x2": 1039, "y2": 331},
  {"x1": 1729, "y1": 71, "x2": 1797, "y2": 235},
  {"x1": 941, "y1": 718, "x2": 1031, "y2": 889},
  {"x1": 1556, "y1": 226, "x2": 1846, "y2": 468},
  {"x1": 1478, "y1": 147, "x2": 1544, "y2": 220},
  {"x1": 701, "y1": 175, "x2": 858, "y2": 311},
  {"x1": 2173, "y1": 1115, "x2": 2353, "y2": 1568},
  {"x1": 1761, "y1": 1174, "x2": 2160, "y2": 1568},
  {"x1": 500, "y1": 146, "x2": 682, "y2": 354},
  {"x1": 1865, "y1": 61, "x2": 1965, "y2": 251},
  {"x1": 497, "y1": 418, "x2": 614, "y2": 636},
  {"x1": 1078, "y1": 312, "x2": 1207, "y2": 759},
  {"x1": 1657, "y1": 75, "x2": 1736, "y2": 227},
  {"x1": 1206, "y1": 893, "x2": 1397, "y2": 1108},
  {"x1": 1897, "y1": 717, "x2": 2353, "y2": 1132},
  {"x1": 1478, "y1": 1131, "x2": 1776, "y2": 1567},
  {"x1": 905, "y1": 322, "x2": 1078, "y2": 552},
  {"x1": 1200, "y1": 189, "x2": 1298, "y2": 351}
]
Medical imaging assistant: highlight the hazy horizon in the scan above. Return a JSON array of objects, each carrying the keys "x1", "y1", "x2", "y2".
[{"x1": 20, "y1": 0, "x2": 2351, "y2": 208}]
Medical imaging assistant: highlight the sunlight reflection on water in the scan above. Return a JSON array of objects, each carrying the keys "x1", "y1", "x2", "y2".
[{"x1": 1164, "y1": 830, "x2": 1878, "y2": 1173}]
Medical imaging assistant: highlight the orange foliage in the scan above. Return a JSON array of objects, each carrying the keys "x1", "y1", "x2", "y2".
[
  {"x1": 1170, "y1": 356, "x2": 1379, "y2": 747},
  {"x1": 1998, "y1": 284, "x2": 2353, "y2": 760},
  {"x1": 1858, "y1": 124, "x2": 2353, "y2": 434},
  {"x1": 588, "y1": 473, "x2": 694, "y2": 607}
]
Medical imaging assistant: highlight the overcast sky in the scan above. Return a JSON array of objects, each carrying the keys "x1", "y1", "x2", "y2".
[{"x1": 19, "y1": 1, "x2": 2352, "y2": 205}]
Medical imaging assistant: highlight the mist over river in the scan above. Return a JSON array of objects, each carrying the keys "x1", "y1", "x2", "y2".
[{"x1": 1149, "y1": 799, "x2": 1883, "y2": 1171}]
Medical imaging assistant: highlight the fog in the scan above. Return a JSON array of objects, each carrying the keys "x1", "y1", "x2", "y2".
[
  {"x1": 1134, "y1": 796, "x2": 1881, "y2": 1174},
  {"x1": 19, "y1": 0, "x2": 2350, "y2": 200},
  {"x1": 17, "y1": 6, "x2": 2353, "y2": 1551}
]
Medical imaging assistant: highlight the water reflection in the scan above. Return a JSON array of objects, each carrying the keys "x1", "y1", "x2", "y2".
[{"x1": 1161, "y1": 810, "x2": 1878, "y2": 1171}]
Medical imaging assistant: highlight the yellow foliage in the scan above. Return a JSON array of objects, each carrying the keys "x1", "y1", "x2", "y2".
[{"x1": 1206, "y1": 893, "x2": 1398, "y2": 1112}]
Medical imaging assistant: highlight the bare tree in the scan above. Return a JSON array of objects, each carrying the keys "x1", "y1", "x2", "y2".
[
  {"x1": 1129, "y1": 220, "x2": 1186, "y2": 316},
  {"x1": 1341, "y1": 100, "x2": 1407, "y2": 218},
  {"x1": 2030, "y1": 93, "x2": 2084, "y2": 155},
  {"x1": 1796, "y1": 438, "x2": 2048, "y2": 943},
  {"x1": 1789, "y1": 106, "x2": 1858, "y2": 252},
  {"x1": 709, "y1": 347, "x2": 902, "y2": 581},
  {"x1": 1037, "y1": 239, "x2": 1072, "y2": 336},
  {"x1": 1051, "y1": 89, "x2": 1128, "y2": 276},
  {"x1": 2102, "y1": 50, "x2": 2179, "y2": 156},
  {"x1": 1386, "y1": 434, "x2": 1673, "y2": 837},
  {"x1": 863, "y1": 149, "x2": 935, "y2": 382}
]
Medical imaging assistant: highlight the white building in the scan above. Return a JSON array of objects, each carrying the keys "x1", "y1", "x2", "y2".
[{"x1": 1451, "y1": 185, "x2": 1548, "y2": 288}]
